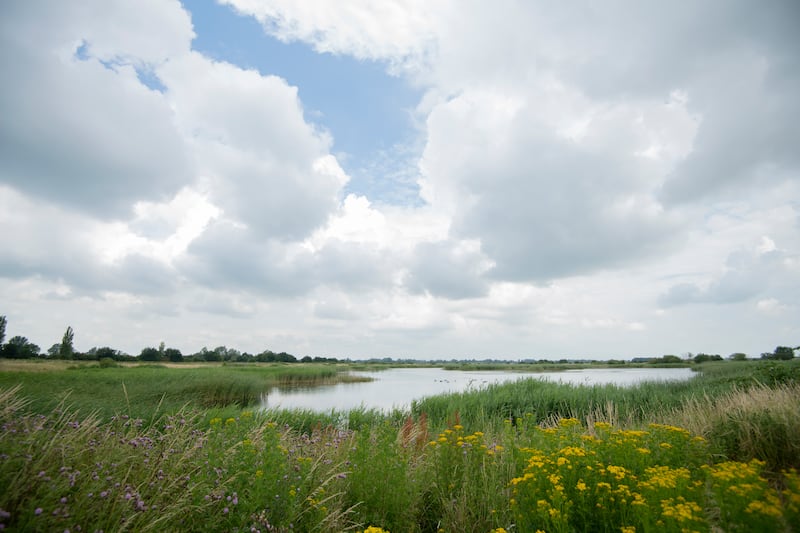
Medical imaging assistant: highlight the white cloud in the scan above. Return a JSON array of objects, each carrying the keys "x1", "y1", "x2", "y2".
[
  {"x1": 1, "y1": 0, "x2": 798, "y2": 359},
  {"x1": 158, "y1": 51, "x2": 346, "y2": 240},
  {"x1": 219, "y1": 0, "x2": 445, "y2": 70},
  {"x1": 0, "y1": 0, "x2": 194, "y2": 217}
]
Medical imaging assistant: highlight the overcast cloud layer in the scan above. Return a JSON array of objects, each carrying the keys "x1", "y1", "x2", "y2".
[{"x1": 1, "y1": 0, "x2": 798, "y2": 359}]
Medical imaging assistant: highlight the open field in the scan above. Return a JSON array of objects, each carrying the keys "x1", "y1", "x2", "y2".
[{"x1": 1, "y1": 359, "x2": 799, "y2": 531}]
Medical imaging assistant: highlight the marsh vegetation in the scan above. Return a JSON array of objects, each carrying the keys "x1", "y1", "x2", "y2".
[{"x1": 0, "y1": 359, "x2": 798, "y2": 531}]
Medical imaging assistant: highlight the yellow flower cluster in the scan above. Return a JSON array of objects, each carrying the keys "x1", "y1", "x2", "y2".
[
  {"x1": 509, "y1": 417, "x2": 708, "y2": 532},
  {"x1": 705, "y1": 459, "x2": 787, "y2": 528},
  {"x1": 659, "y1": 496, "x2": 704, "y2": 523},
  {"x1": 640, "y1": 465, "x2": 690, "y2": 490},
  {"x1": 507, "y1": 417, "x2": 800, "y2": 533},
  {"x1": 428, "y1": 424, "x2": 499, "y2": 457}
]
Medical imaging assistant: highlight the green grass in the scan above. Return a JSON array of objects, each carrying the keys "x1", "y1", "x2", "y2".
[
  {"x1": 0, "y1": 361, "x2": 352, "y2": 420},
  {"x1": 1, "y1": 359, "x2": 799, "y2": 531},
  {"x1": 413, "y1": 359, "x2": 800, "y2": 432},
  {"x1": 1, "y1": 384, "x2": 798, "y2": 532}
]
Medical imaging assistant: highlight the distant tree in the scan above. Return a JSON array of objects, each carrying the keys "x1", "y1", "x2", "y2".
[
  {"x1": 2, "y1": 336, "x2": 40, "y2": 359},
  {"x1": 653, "y1": 355, "x2": 683, "y2": 364},
  {"x1": 276, "y1": 352, "x2": 297, "y2": 363},
  {"x1": 693, "y1": 353, "x2": 723, "y2": 363},
  {"x1": 85, "y1": 346, "x2": 122, "y2": 360},
  {"x1": 774, "y1": 346, "x2": 795, "y2": 360},
  {"x1": 192, "y1": 347, "x2": 210, "y2": 362},
  {"x1": 203, "y1": 350, "x2": 220, "y2": 362},
  {"x1": 59, "y1": 326, "x2": 75, "y2": 359},
  {"x1": 210, "y1": 346, "x2": 231, "y2": 361},
  {"x1": 300, "y1": 356, "x2": 313, "y2": 363},
  {"x1": 164, "y1": 347, "x2": 183, "y2": 363},
  {"x1": 0, "y1": 315, "x2": 6, "y2": 345},
  {"x1": 729, "y1": 352, "x2": 748, "y2": 361},
  {"x1": 234, "y1": 352, "x2": 253, "y2": 363},
  {"x1": 257, "y1": 350, "x2": 276, "y2": 362},
  {"x1": 47, "y1": 343, "x2": 61, "y2": 358},
  {"x1": 94, "y1": 346, "x2": 120, "y2": 360},
  {"x1": 139, "y1": 347, "x2": 161, "y2": 361}
]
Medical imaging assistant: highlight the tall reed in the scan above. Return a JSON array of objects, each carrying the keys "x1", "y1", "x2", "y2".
[{"x1": 664, "y1": 382, "x2": 800, "y2": 471}]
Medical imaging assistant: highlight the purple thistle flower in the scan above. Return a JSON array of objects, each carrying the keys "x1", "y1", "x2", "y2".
[{"x1": 35, "y1": 508, "x2": 43, "y2": 516}]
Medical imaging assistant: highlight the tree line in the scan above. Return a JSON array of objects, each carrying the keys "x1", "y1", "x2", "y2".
[
  {"x1": 0, "y1": 315, "x2": 797, "y2": 364},
  {"x1": 0, "y1": 316, "x2": 322, "y2": 363}
]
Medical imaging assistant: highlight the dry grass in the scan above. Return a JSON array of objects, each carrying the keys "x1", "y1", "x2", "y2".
[
  {"x1": 662, "y1": 382, "x2": 800, "y2": 470},
  {"x1": 0, "y1": 359, "x2": 94, "y2": 372}
]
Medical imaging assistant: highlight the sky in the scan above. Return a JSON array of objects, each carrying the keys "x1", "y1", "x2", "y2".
[{"x1": 1, "y1": 0, "x2": 798, "y2": 360}]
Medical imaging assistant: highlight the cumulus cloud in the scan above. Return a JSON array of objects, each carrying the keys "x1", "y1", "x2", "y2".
[
  {"x1": 659, "y1": 247, "x2": 800, "y2": 307},
  {"x1": 0, "y1": 0, "x2": 194, "y2": 217},
  {"x1": 158, "y1": 51, "x2": 348, "y2": 240},
  {"x1": 404, "y1": 240, "x2": 491, "y2": 299},
  {"x1": 419, "y1": 88, "x2": 684, "y2": 282},
  {"x1": 2, "y1": 0, "x2": 798, "y2": 358},
  {"x1": 219, "y1": 0, "x2": 444, "y2": 69},
  {"x1": 181, "y1": 219, "x2": 397, "y2": 297}
]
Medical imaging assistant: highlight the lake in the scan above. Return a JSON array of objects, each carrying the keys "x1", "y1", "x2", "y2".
[{"x1": 260, "y1": 366, "x2": 695, "y2": 412}]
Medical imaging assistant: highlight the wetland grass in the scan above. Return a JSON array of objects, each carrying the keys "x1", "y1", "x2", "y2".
[
  {"x1": 1, "y1": 359, "x2": 799, "y2": 531},
  {"x1": 0, "y1": 361, "x2": 359, "y2": 420}
]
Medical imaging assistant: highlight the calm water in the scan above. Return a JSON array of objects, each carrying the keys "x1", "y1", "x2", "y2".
[{"x1": 260, "y1": 367, "x2": 695, "y2": 412}]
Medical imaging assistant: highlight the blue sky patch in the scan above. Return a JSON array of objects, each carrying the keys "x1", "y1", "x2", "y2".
[{"x1": 182, "y1": 0, "x2": 423, "y2": 203}]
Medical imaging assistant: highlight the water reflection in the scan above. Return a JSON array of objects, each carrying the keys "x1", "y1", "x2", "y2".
[{"x1": 261, "y1": 367, "x2": 695, "y2": 412}]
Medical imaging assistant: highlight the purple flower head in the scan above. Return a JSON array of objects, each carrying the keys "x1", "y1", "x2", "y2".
[{"x1": 35, "y1": 508, "x2": 43, "y2": 516}]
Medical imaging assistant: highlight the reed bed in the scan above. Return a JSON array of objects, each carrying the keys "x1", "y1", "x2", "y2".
[
  {"x1": 0, "y1": 363, "x2": 354, "y2": 420},
  {"x1": 1, "y1": 384, "x2": 798, "y2": 532},
  {"x1": 1, "y1": 360, "x2": 799, "y2": 531}
]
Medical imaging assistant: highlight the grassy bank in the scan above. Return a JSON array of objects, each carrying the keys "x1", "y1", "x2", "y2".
[
  {"x1": 0, "y1": 361, "x2": 359, "y2": 420},
  {"x1": 414, "y1": 359, "x2": 800, "y2": 429},
  {"x1": 1, "y1": 359, "x2": 799, "y2": 531}
]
